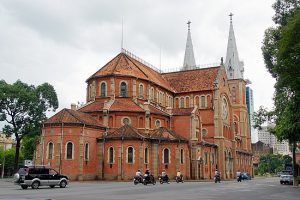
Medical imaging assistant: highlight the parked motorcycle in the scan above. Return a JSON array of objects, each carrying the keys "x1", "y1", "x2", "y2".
[
  {"x1": 133, "y1": 175, "x2": 143, "y2": 185},
  {"x1": 214, "y1": 175, "x2": 221, "y2": 183},
  {"x1": 143, "y1": 174, "x2": 156, "y2": 185},
  {"x1": 159, "y1": 175, "x2": 170, "y2": 184},
  {"x1": 175, "y1": 175, "x2": 184, "y2": 183}
]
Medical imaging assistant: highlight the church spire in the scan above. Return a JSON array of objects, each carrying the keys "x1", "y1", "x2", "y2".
[
  {"x1": 225, "y1": 13, "x2": 244, "y2": 79},
  {"x1": 182, "y1": 21, "x2": 196, "y2": 70}
]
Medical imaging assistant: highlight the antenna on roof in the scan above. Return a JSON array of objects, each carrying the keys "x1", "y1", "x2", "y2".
[
  {"x1": 121, "y1": 16, "x2": 124, "y2": 50},
  {"x1": 159, "y1": 45, "x2": 162, "y2": 72}
]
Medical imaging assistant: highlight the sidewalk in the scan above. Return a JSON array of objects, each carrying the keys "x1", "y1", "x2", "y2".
[{"x1": 0, "y1": 177, "x2": 13, "y2": 182}]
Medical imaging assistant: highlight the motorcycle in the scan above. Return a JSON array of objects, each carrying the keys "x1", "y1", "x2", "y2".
[
  {"x1": 143, "y1": 174, "x2": 156, "y2": 185},
  {"x1": 133, "y1": 175, "x2": 143, "y2": 185},
  {"x1": 237, "y1": 175, "x2": 242, "y2": 182},
  {"x1": 159, "y1": 175, "x2": 170, "y2": 184},
  {"x1": 214, "y1": 174, "x2": 221, "y2": 183},
  {"x1": 175, "y1": 175, "x2": 184, "y2": 183}
]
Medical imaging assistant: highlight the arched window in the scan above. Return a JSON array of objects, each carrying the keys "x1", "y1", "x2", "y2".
[
  {"x1": 150, "y1": 87, "x2": 154, "y2": 101},
  {"x1": 120, "y1": 82, "x2": 127, "y2": 97},
  {"x1": 180, "y1": 149, "x2": 184, "y2": 164},
  {"x1": 127, "y1": 146, "x2": 134, "y2": 163},
  {"x1": 122, "y1": 117, "x2": 131, "y2": 125},
  {"x1": 200, "y1": 96, "x2": 206, "y2": 108},
  {"x1": 185, "y1": 96, "x2": 190, "y2": 108},
  {"x1": 180, "y1": 97, "x2": 184, "y2": 108},
  {"x1": 155, "y1": 119, "x2": 161, "y2": 128},
  {"x1": 48, "y1": 142, "x2": 53, "y2": 160},
  {"x1": 163, "y1": 148, "x2": 170, "y2": 164},
  {"x1": 232, "y1": 86, "x2": 236, "y2": 103},
  {"x1": 144, "y1": 148, "x2": 148, "y2": 164},
  {"x1": 66, "y1": 142, "x2": 73, "y2": 160},
  {"x1": 109, "y1": 147, "x2": 114, "y2": 164},
  {"x1": 139, "y1": 84, "x2": 144, "y2": 98},
  {"x1": 100, "y1": 82, "x2": 106, "y2": 97},
  {"x1": 202, "y1": 128, "x2": 208, "y2": 136},
  {"x1": 204, "y1": 152, "x2": 208, "y2": 165},
  {"x1": 84, "y1": 143, "x2": 89, "y2": 160},
  {"x1": 233, "y1": 122, "x2": 237, "y2": 134}
]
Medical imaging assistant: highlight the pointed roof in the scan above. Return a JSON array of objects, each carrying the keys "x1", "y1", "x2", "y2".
[
  {"x1": 182, "y1": 21, "x2": 196, "y2": 70},
  {"x1": 99, "y1": 125, "x2": 187, "y2": 142},
  {"x1": 77, "y1": 98, "x2": 107, "y2": 112},
  {"x1": 87, "y1": 52, "x2": 174, "y2": 92},
  {"x1": 104, "y1": 125, "x2": 147, "y2": 140},
  {"x1": 149, "y1": 104, "x2": 169, "y2": 116},
  {"x1": 149, "y1": 127, "x2": 187, "y2": 142},
  {"x1": 162, "y1": 66, "x2": 220, "y2": 93},
  {"x1": 225, "y1": 13, "x2": 244, "y2": 80},
  {"x1": 44, "y1": 108, "x2": 104, "y2": 128},
  {"x1": 110, "y1": 98, "x2": 144, "y2": 112}
]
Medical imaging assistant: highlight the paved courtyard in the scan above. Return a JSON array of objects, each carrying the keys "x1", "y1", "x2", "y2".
[{"x1": 0, "y1": 177, "x2": 299, "y2": 200}]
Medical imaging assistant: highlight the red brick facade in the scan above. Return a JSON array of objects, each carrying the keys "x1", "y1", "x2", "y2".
[{"x1": 34, "y1": 51, "x2": 253, "y2": 181}]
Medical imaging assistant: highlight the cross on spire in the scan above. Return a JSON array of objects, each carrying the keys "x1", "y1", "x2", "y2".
[
  {"x1": 187, "y1": 21, "x2": 191, "y2": 31},
  {"x1": 229, "y1": 13, "x2": 233, "y2": 23}
]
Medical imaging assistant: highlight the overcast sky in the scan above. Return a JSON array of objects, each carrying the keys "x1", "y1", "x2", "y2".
[{"x1": 0, "y1": 0, "x2": 276, "y2": 134}]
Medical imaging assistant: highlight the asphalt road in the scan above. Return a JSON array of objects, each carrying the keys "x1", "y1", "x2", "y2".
[{"x1": 0, "y1": 177, "x2": 299, "y2": 200}]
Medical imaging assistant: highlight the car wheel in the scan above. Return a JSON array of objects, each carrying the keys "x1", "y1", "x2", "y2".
[
  {"x1": 60, "y1": 180, "x2": 67, "y2": 188},
  {"x1": 31, "y1": 181, "x2": 40, "y2": 189},
  {"x1": 50, "y1": 185, "x2": 55, "y2": 188},
  {"x1": 21, "y1": 185, "x2": 28, "y2": 189}
]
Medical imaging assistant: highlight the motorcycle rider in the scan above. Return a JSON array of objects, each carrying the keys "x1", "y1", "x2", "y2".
[
  {"x1": 214, "y1": 169, "x2": 221, "y2": 182},
  {"x1": 236, "y1": 169, "x2": 242, "y2": 182},
  {"x1": 144, "y1": 169, "x2": 150, "y2": 182},
  {"x1": 135, "y1": 169, "x2": 142, "y2": 182},
  {"x1": 176, "y1": 170, "x2": 183, "y2": 182},
  {"x1": 161, "y1": 169, "x2": 169, "y2": 182}
]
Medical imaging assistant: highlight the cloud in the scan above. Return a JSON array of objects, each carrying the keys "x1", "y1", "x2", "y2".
[{"x1": 0, "y1": 0, "x2": 276, "y2": 130}]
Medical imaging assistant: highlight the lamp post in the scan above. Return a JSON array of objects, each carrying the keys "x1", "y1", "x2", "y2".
[{"x1": 1, "y1": 144, "x2": 6, "y2": 179}]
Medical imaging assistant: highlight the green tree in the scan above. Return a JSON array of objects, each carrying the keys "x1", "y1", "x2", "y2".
[
  {"x1": 0, "y1": 147, "x2": 24, "y2": 177},
  {"x1": 260, "y1": 0, "x2": 300, "y2": 185},
  {"x1": 21, "y1": 134, "x2": 40, "y2": 160},
  {"x1": 256, "y1": 154, "x2": 292, "y2": 175},
  {"x1": 0, "y1": 80, "x2": 58, "y2": 171}
]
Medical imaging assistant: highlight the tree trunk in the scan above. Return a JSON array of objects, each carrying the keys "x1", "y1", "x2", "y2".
[
  {"x1": 14, "y1": 138, "x2": 21, "y2": 172},
  {"x1": 292, "y1": 141, "x2": 299, "y2": 186}
]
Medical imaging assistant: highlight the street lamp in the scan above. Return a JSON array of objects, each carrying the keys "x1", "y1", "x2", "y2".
[{"x1": 1, "y1": 144, "x2": 6, "y2": 179}]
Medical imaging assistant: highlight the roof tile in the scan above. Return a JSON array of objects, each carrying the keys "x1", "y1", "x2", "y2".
[
  {"x1": 110, "y1": 98, "x2": 144, "y2": 112},
  {"x1": 44, "y1": 109, "x2": 103, "y2": 128},
  {"x1": 162, "y1": 67, "x2": 220, "y2": 93}
]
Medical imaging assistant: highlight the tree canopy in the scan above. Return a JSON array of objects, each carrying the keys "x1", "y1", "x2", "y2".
[
  {"x1": 0, "y1": 80, "x2": 58, "y2": 170},
  {"x1": 260, "y1": 0, "x2": 300, "y2": 184},
  {"x1": 255, "y1": 154, "x2": 292, "y2": 175}
]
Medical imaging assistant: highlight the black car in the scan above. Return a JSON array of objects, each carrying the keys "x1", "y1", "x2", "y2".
[{"x1": 14, "y1": 166, "x2": 69, "y2": 189}]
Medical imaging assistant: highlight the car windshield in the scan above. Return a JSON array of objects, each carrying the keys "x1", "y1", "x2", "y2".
[
  {"x1": 49, "y1": 169, "x2": 58, "y2": 175},
  {"x1": 18, "y1": 168, "x2": 29, "y2": 175},
  {"x1": 281, "y1": 170, "x2": 292, "y2": 175}
]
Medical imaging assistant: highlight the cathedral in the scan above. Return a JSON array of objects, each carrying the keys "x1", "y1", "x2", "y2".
[{"x1": 34, "y1": 17, "x2": 253, "y2": 181}]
